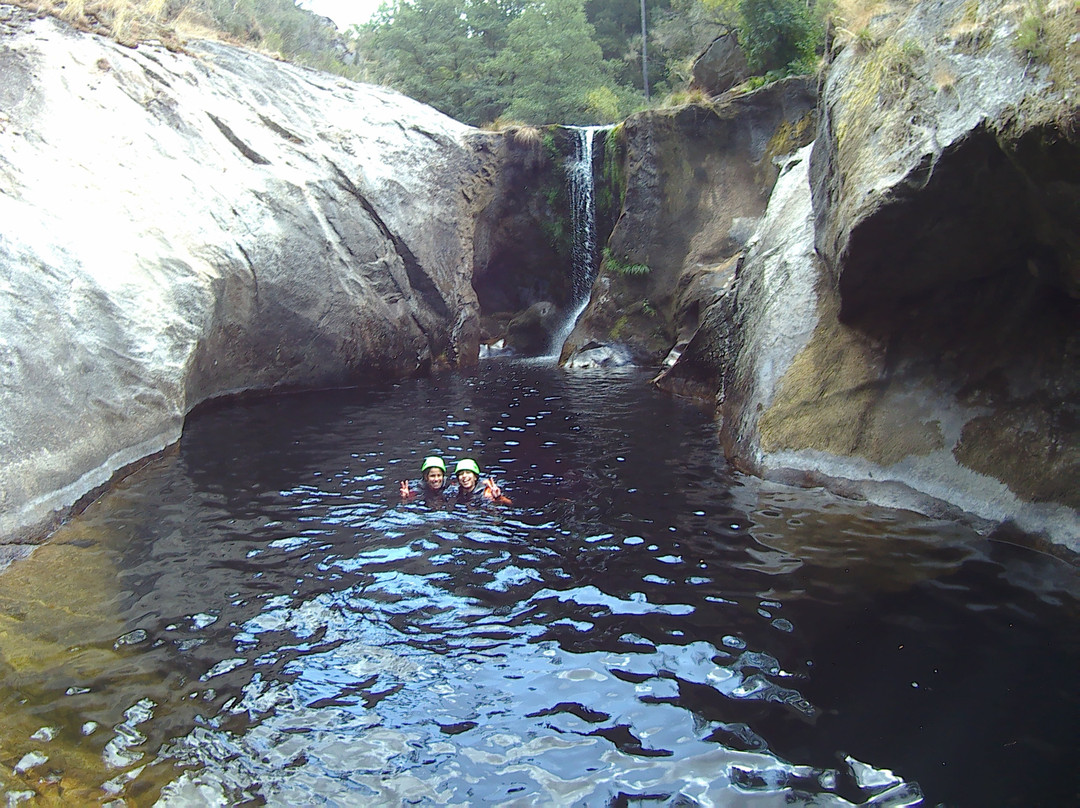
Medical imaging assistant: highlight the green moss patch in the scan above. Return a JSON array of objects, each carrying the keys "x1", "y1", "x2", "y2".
[
  {"x1": 764, "y1": 112, "x2": 816, "y2": 164},
  {"x1": 835, "y1": 37, "x2": 923, "y2": 151}
]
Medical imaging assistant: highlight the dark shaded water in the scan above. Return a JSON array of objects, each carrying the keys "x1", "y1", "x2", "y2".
[{"x1": 1, "y1": 360, "x2": 1077, "y2": 806}]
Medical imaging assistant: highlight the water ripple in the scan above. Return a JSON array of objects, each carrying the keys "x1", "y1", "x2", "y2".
[{"x1": 1, "y1": 363, "x2": 1075, "y2": 807}]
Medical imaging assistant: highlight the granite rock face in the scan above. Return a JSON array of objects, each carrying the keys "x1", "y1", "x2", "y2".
[
  {"x1": 811, "y1": 0, "x2": 1078, "y2": 319},
  {"x1": 469, "y1": 128, "x2": 574, "y2": 320},
  {"x1": 690, "y1": 33, "x2": 750, "y2": 98},
  {"x1": 505, "y1": 300, "x2": 560, "y2": 355},
  {"x1": 0, "y1": 9, "x2": 486, "y2": 544},
  {"x1": 717, "y1": 146, "x2": 1078, "y2": 552},
  {"x1": 562, "y1": 77, "x2": 818, "y2": 368},
  {"x1": 702, "y1": 0, "x2": 1079, "y2": 552}
]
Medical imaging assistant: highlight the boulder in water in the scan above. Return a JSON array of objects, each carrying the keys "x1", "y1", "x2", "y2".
[
  {"x1": 505, "y1": 301, "x2": 560, "y2": 356},
  {"x1": 564, "y1": 343, "x2": 634, "y2": 369}
]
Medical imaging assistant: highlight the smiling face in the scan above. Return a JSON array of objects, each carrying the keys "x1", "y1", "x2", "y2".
[
  {"x1": 457, "y1": 470, "x2": 478, "y2": 492},
  {"x1": 424, "y1": 468, "x2": 445, "y2": 489}
]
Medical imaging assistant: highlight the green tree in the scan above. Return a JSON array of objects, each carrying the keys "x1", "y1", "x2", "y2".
[
  {"x1": 355, "y1": 0, "x2": 508, "y2": 124},
  {"x1": 586, "y1": 0, "x2": 659, "y2": 91},
  {"x1": 736, "y1": 0, "x2": 818, "y2": 73},
  {"x1": 487, "y1": 0, "x2": 617, "y2": 124},
  {"x1": 349, "y1": 0, "x2": 826, "y2": 125}
]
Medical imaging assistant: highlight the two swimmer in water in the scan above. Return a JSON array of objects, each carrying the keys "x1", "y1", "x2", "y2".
[{"x1": 399, "y1": 456, "x2": 511, "y2": 507}]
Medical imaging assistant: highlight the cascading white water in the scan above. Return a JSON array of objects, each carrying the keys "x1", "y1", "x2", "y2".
[
  {"x1": 549, "y1": 125, "x2": 610, "y2": 357},
  {"x1": 567, "y1": 125, "x2": 605, "y2": 303}
]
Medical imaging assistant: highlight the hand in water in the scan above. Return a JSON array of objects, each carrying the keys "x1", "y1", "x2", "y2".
[
  {"x1": 483, "y1": 478, "x2": 511, "y2": 504},
  {"x1": 400, "y1": 480, "x2": 411, "y2": 499}
]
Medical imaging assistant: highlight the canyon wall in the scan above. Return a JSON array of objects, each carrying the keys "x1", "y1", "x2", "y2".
[
  {"x1": 0, "y1": 7, "x2": 495, "y2": 546},
  {"x1": 2, "y1": 0, "x2": 1076, "y2": 557},
  {"x1": 657, "y1": 0, "x2": 1078, "y2": 552}
]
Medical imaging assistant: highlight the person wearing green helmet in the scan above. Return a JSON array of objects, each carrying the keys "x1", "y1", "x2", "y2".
[
  {"x1": 449, "y1": 458, "x2": 512, "y2": 507},
  {"x1": 449, "y1": 458, "x2": 484, "y2": 506},
  {"x1": 399, "y1": 455, "x2": 448, "y2": 504}
]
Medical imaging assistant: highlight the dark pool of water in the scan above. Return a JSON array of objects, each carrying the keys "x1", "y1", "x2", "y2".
[{"x1": 1, "y1": 360, "x2": 1077, "y2": 806}]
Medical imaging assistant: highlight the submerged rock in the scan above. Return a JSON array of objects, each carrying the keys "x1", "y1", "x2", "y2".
[
  {"x1": 0, "y1": 10, "x2": 485, "y2": 544},
  {"x1": 564, "y1": 343, "x2": 634, "y2": 369}
]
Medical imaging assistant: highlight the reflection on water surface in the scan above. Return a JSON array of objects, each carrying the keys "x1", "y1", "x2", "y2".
[{"x1": 1, "y1": 361, "x2": 1076, "y2": 806}]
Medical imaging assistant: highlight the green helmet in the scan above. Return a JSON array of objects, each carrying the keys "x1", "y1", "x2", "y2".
[
  {"x1": 455, "y1": 458, "x2": 481, "y2": 476},
  {"x1": 421, "y1": 456, "x2": 446, "y2": 474}
]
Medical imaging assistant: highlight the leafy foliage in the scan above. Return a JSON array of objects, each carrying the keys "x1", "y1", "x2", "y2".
[
  {"x1": 351, "y1": 0, "x2": 508, "y2": 124},
  {"x1": 541, "y1": 178, "x2": 572, "y2": 255},
  {"x1": 487, "y1": 0, "x2": 613, "y2": 124},
  {"x1": 737, "y1": 0, "x2": 820, "y2": 73},
  {"x1": 595, "y1": 123, "x2": 626, "y2": 216},
  {"x1": 185, "y1": 0, "x2": 354, "y2": 73},
  {"x1": 650, "y1": 0, "x2": 738, "y2": 93},
  {"x1": 34, "y1": 0, "x2": 359, "y2": 75},
  {"x1": 603, "y1": 247, "x2": 651, "y2": 276},
  {"x1": 355, "y1": 0, "x2": 642, "y2": 125}
]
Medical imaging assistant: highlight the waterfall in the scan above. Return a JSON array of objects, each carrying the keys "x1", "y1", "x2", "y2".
[
  {"x1": 549, "y1": 124, "x2": 609, "y2": 357},
  {"x1": 567, "y1": 125, "x2": 605, "y2": 303}
]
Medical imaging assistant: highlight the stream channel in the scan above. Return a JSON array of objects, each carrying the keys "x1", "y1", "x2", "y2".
[{"x1": 1, "y1": 360, "x2": 1077, "y2": 806}]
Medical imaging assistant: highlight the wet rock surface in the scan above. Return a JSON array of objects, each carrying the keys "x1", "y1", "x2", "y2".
[
  {"x1": 716, "y1": 147, "x2": 1078, "y2": 552},
  {"x1": 505, "y1": 301, "x2": 560, "y2": 356},
  {"x1": 468, "y1": 128, "x2": 576, "y2": 317},
  {"x1": 810, "y1": 0, "x2": 1079, "y2": 320}
]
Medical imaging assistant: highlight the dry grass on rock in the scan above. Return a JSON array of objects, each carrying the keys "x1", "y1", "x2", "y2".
[
  {"x1": 6, "y1": 0, "x2": 306, "y2": 56},
  {"x1": 11, "y1": 0, "x2": 193, "y2": 49}
]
